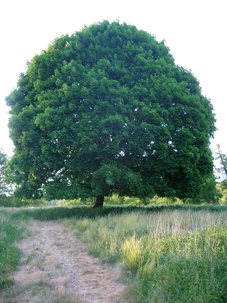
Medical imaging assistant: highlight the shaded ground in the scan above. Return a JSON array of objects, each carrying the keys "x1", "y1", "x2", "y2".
[{"x1": 1, "y1": 220, "x2": 128, "y2": 303}]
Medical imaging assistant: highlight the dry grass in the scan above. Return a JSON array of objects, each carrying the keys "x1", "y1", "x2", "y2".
[{"x1": 0, "y1": 219, "x2": 127, "y2": 303}]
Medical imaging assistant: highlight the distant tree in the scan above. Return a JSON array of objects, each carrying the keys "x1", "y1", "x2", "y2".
[
  {"x1": 197, "y1": 177, "x2": 222, "y2": 204},
  {"x1": 216, "y1": 180, "x2": 227, "y2": 204},
  {"x1": 216, "y1": 144, "x2": 227, "y2": 179},
  {"x1": 6, "y1": 20, "x2": 216, "y2": 207},
  {"x1": 0, "y1": 149, "x2": 11, "y2": 205},
  {"x1": 0, "y1": 149, "x2": 8, "y2": 193}
]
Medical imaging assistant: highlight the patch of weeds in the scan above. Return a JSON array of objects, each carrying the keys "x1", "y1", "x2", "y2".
[
  {"x1": 0, "y1": 243, "x2": 20, "y2": 272},
  {"x1": 0, "y1": 275, "x2": 14, "y2": 289}
]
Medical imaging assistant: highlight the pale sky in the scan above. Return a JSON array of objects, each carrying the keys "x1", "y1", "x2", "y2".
[{"x1": 0, "y1": 0, "x2": 226, "y2": 173}]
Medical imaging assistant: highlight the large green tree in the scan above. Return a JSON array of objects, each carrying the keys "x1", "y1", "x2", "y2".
[{"x1": 6, "y1": 21, "x2": 215, "y2": 207}]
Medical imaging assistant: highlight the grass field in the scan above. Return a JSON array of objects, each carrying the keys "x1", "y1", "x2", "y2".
[
  {"x1": 65, "y1": 208, "x2": 227, "y2": 302},
  {"x1": 1, "y1": 205, "x2": 227, "y2": 302}
]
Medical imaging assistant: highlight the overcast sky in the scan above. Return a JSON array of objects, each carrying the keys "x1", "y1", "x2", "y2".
[{"x1": 0, "y1": 0, "x2": 226, "y2": 172}]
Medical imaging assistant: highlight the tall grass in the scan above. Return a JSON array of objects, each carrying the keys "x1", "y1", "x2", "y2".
[{"x1": 66, "y1": 209, "x2": 227, "y2": 302}]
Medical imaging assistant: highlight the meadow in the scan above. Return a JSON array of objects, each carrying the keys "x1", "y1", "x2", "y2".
[{"x1": 1, "y1": 205, "x2": 227, "y2": 302}]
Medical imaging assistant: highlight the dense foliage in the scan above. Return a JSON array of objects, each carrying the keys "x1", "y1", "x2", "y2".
[{"x1": 6, "y1": 20, "x2": 216, "y2": 206}]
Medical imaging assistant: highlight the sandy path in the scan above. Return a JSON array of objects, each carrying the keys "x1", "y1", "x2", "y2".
[{"x1": 1, "y1": 220, "x2": 128, "y2": 303}]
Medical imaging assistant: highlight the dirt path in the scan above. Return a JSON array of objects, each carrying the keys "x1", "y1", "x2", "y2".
[{"x1": 1, "y1": 220, "x2": 128, "y2": 303}]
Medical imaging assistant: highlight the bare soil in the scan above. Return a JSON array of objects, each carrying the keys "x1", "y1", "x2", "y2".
[{"x1": 1, "y1": 220, "x2": 128, "y2": 303}]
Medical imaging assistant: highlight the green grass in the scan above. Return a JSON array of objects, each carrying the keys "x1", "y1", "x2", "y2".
[
  {"x1": 0, "y1": 211, "x2": 28, "y2": 289},
  {"x1": 65, "y1": 209, "x2": 227, "y2": 302}
]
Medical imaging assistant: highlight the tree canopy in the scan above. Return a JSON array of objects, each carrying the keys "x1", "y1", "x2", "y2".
[{"x1": 6, "y1": 20, "x2": 216, "y2": 207}]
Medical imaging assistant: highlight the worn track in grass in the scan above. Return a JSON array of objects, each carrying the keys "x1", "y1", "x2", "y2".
[{"x1": 1, "y1": 220, "x2": 127, "y2": 303}]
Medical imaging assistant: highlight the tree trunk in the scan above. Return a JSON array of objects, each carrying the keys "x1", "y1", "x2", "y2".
[{"x1": 93, "y1": 195, "x2": 104, "y2": 208}]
